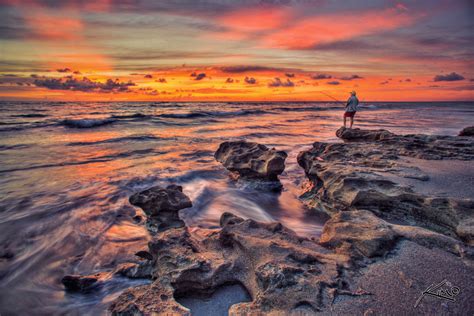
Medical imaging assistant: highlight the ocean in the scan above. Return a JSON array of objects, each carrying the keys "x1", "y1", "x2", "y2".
[{"x1": 0, "y1": 101, "x2": 473, "y2": 314}]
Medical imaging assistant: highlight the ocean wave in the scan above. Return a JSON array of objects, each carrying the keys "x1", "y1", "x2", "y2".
[
  {"x1": 67, "y1": 135, "x2": 166, "y2": 146},
  {"x1": 111, "y1": 113, "x2": 150, "y2": 119},
  {"x1": 0, "y1": 122, "x2": 55, "y2": 132},
  {"x1": 0, "y1": 144, "x2": 30, "y2": 151},
  {"x1": 158, "y1": 109, "x2": 270, "y2": 119},
  {"x1": 272, "y1": 106, "x2": 342, "y2": 112},
  {"x1": 61, "y1": 118, "x2": 117, "y2": 128},
  {"x1": 12, "y1": 114, "x2": 49, "y2": 118}
]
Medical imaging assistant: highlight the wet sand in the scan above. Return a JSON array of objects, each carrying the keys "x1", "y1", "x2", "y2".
[{"x1": 388, "y1": 158, "x2": 474, "y2": 199}]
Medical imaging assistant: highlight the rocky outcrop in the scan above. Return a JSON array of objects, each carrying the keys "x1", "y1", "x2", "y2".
[
  {"x1": 62, "y1": 129, "x2": 474, "y2": 315},
  {"x1": 298, "y1": 129, "x2": 474, "y2": 243},
  {"x1": 62, "y1": 273, "x2": 102, "y2": 292},
  {"x1": 214, "y1": 141, "x2": 287, "y2": 181},
  {"x1": 110, "y1": 212, "x2": 349, "y2": 315},
  {"x1": 109, "y1": 210, "x2": 473, "y2": 315},
  {"x1": 320, "y1": 210, "x2": 463, "y2": 259},
  {"x1": 336, "y1": 127, "x2": 394, "y2": 141},
  {"x1": 129, "y1": 185, "x2": 192, "y2": 233},
  {"x1": 459, "y1": 126, "x2": 474, "y2": 136}
]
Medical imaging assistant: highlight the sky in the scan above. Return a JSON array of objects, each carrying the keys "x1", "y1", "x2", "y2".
[{"x1": 0, "y1": 0, "x2": 473, "y2": 101}]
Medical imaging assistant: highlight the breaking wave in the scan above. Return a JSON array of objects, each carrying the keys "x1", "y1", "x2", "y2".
[{"x1": 61, "y1": 118, "x2": 117, "y2": 128}]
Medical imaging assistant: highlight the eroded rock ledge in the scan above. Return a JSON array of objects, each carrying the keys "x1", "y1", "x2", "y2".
[
  {"x1": 298, "y1": 127, "x2": 474, "y2": 243},
  {"x1": 63, "y1": 133, "x2": 473, "y2": 315}
]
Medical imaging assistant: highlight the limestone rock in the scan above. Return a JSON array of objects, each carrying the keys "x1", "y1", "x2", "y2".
[
  {"x1": 62, "y1": 274, "x2": 101, "y2": 292},
  {"x1": 298, "y1": 130, "x2": 474, "y2": 242},
  {"x1": 214, "y1": 141, "x2": 287, "y2": 181},
  {"x1": 129, "y1": 185, "x2": 192, "y2": 232},
  {"x1": 110, "y1": 213, "x2": 347, "y2": 315},
  {"x1": 336, "y1": 127, "x2": 394, "y2": 141},
  {"x1": 459, "y1": 126, "x2": 474, "y2": 136}
]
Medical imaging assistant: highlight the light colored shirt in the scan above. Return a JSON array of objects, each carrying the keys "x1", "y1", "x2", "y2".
[{"x1": 346, "y1": 96, "x2": 359, "y2": 112}]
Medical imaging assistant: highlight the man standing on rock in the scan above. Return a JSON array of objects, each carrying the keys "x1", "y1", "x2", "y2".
[{"x1": 344, "y1": 91, "x2": 359, "y2": 128}]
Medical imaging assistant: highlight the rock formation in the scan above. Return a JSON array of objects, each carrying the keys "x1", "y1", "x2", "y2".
[
  {"x1": 110, "y1": 212, "x2": 351, "y2": 315},
  {"x1": 336, "y1": 127, "x2": 394, "y2": 141},
  {"x1": 459, "y1": 126, "x2": 474, "y2": 136},
  {"x1": 62, "y1": 128, "x2": 474, "y2": 315},
  {"x1": 298, "y1": 128, "x2": 474, "y2": 243},
  {"x1": 214, "y1": 141, "x2": 287, "y2": 182},
  {"x1": 129, "y1": 184, "x2": 192, "y2": 233}
]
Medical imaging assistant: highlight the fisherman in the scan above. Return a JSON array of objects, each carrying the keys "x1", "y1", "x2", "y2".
[{"x1": 344, "y1": 91, "x2": 359, "y2": 128}]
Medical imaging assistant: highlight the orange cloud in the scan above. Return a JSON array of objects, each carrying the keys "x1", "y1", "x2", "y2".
[{"x1": 7, "y1": 0, "x2": 112, "y2": 72}]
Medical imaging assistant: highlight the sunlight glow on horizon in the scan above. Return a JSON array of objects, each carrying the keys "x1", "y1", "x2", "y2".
[{"x1": 0, "y1": 0, "x2": 472, "y2": 101}]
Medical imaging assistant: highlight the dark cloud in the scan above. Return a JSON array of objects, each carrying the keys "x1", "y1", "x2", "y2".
[
  {"x1": 433, "y1": 72, "x2": 465, "y2": 82},
  {"x1": 221, "y1": 65, "x2": 277, "y2": 73},
  {"x1": 34, "y1": 76, "x2": 135, "y2": 93},
  {"x1": 194, "y1": 73, "x2": 206, "y2": 80},
  {"x1": 156, "y1": 78, "x2": 167, "y2": 83},
  {"x1": 285, "y1": 73, "x2": 295, "y2": 78},
  {"x1": 190, "y1": 72, "x2": 197, "y2": 77},
  {"x1": 1, "y1": 74, "x2": 18, "y2": 77},
  {"x1": 327, "y1": 81, "x2": 340, "y2": 85},
  {"x1": 340, "y1": 74, "x2": 363, "y2": 80},
  {"x1": 73, "y1": 71, "x2": 81, "y2": 75},
  {"x1": 225, "y1": 77, "x2": 234, "y2": 83},
  {"x1": 312, "y1": 74, "x2": 332, "y2": 80},
  {"x1": 56, "y1": 68, "x2": 72, "y2": 73},
  {"x1": 380, "y1": 80, "x2": 389, "y2": 85},
  {"x1": 244, "y1": 76, "x2": 257, "y2": 84},
  {"x1": 144, "y1": 74, "x2": 153, "y2": 78},
  {"x1": 30, "y1": 74, "x2": 39, "y2": 78},
  {"x1": 405, "y1": 78, "x2": 411, "y2": 82},
  {"x1": 268, "y1": 77, "x2": 294, "y2": 87}
]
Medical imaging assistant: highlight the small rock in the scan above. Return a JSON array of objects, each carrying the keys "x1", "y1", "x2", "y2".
[
  {"x1": 336, "y1": 127, "x2": 394, "y2": 141},
  {"x1": 214, "y1": 141, "x2": 287, "y2": 181},
  {"x1": 135, "y1": 250, "x2": 153, "y2": 261},
  {"x1": 459, "y1": 126, "x2": 474, "y2": 136},
  {"x1": 61, "y1": 274, "x2": 100, "y2": 292},
  {"x1": 129, "y1": 184, "x2": 192, "y2": 232}
]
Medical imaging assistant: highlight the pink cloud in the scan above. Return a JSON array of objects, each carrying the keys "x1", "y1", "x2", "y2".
[
  {"x1": 261, "y1": 7, "x2": 415, "y2": 49},
  {"x1": 218, "y1": 6, "x2": 293, "y2": 32}
]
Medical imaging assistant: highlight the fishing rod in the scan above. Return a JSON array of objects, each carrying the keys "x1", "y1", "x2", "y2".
[{"x1": 318, "y1": 90, "x2": 346, "y2": 106}]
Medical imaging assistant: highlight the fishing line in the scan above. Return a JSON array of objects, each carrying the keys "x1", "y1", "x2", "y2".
[{"x1": 318, "y1": 90, "x2": 345, "y2": 105}]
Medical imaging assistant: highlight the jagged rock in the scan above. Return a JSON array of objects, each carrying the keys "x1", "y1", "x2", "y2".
[
  {"x1": 110, "y1": 212, "x2": 348, "y2": 315},
  {"x1": 110, "y1": 209, "x2": 473, "y2": 315},
  {"x1": 62, "y1": 274, "x2": 101, "y2": 292},
  {"x1": 214, "y1": 141, "x2": 287, "y2": 181},
  {"x1": 298, "y1": 130, "x2": 474, "y2": 243},
  {"x1": 336, "y1": 127, "x2": 394, "y2": 141},
  {"x1": 135, "y1": 250, "x2": 153, "y2": 261},
  {"x1": 320, "y1": 210, "x2": 464, "y2": 258},
  {"x1": 320, "y1": 210, "x2": 398, "y2": 258},
  {"x1": 67, "y1": 130, "x2": 474, "y2": 315},
  {"x1": 459, "y1": 126, "x2": 474, "y2": 136},
  {"x1": 129, "y1": 185, "x2": 192, "y2": 232},
  {"x1": 115, "y1": 262, "x2": 153, "y2": 279}
]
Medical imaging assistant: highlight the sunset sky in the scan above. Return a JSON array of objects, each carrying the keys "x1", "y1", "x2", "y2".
[{"x1": 0, "y1": 0, "x2": 473, "y2": 101}]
